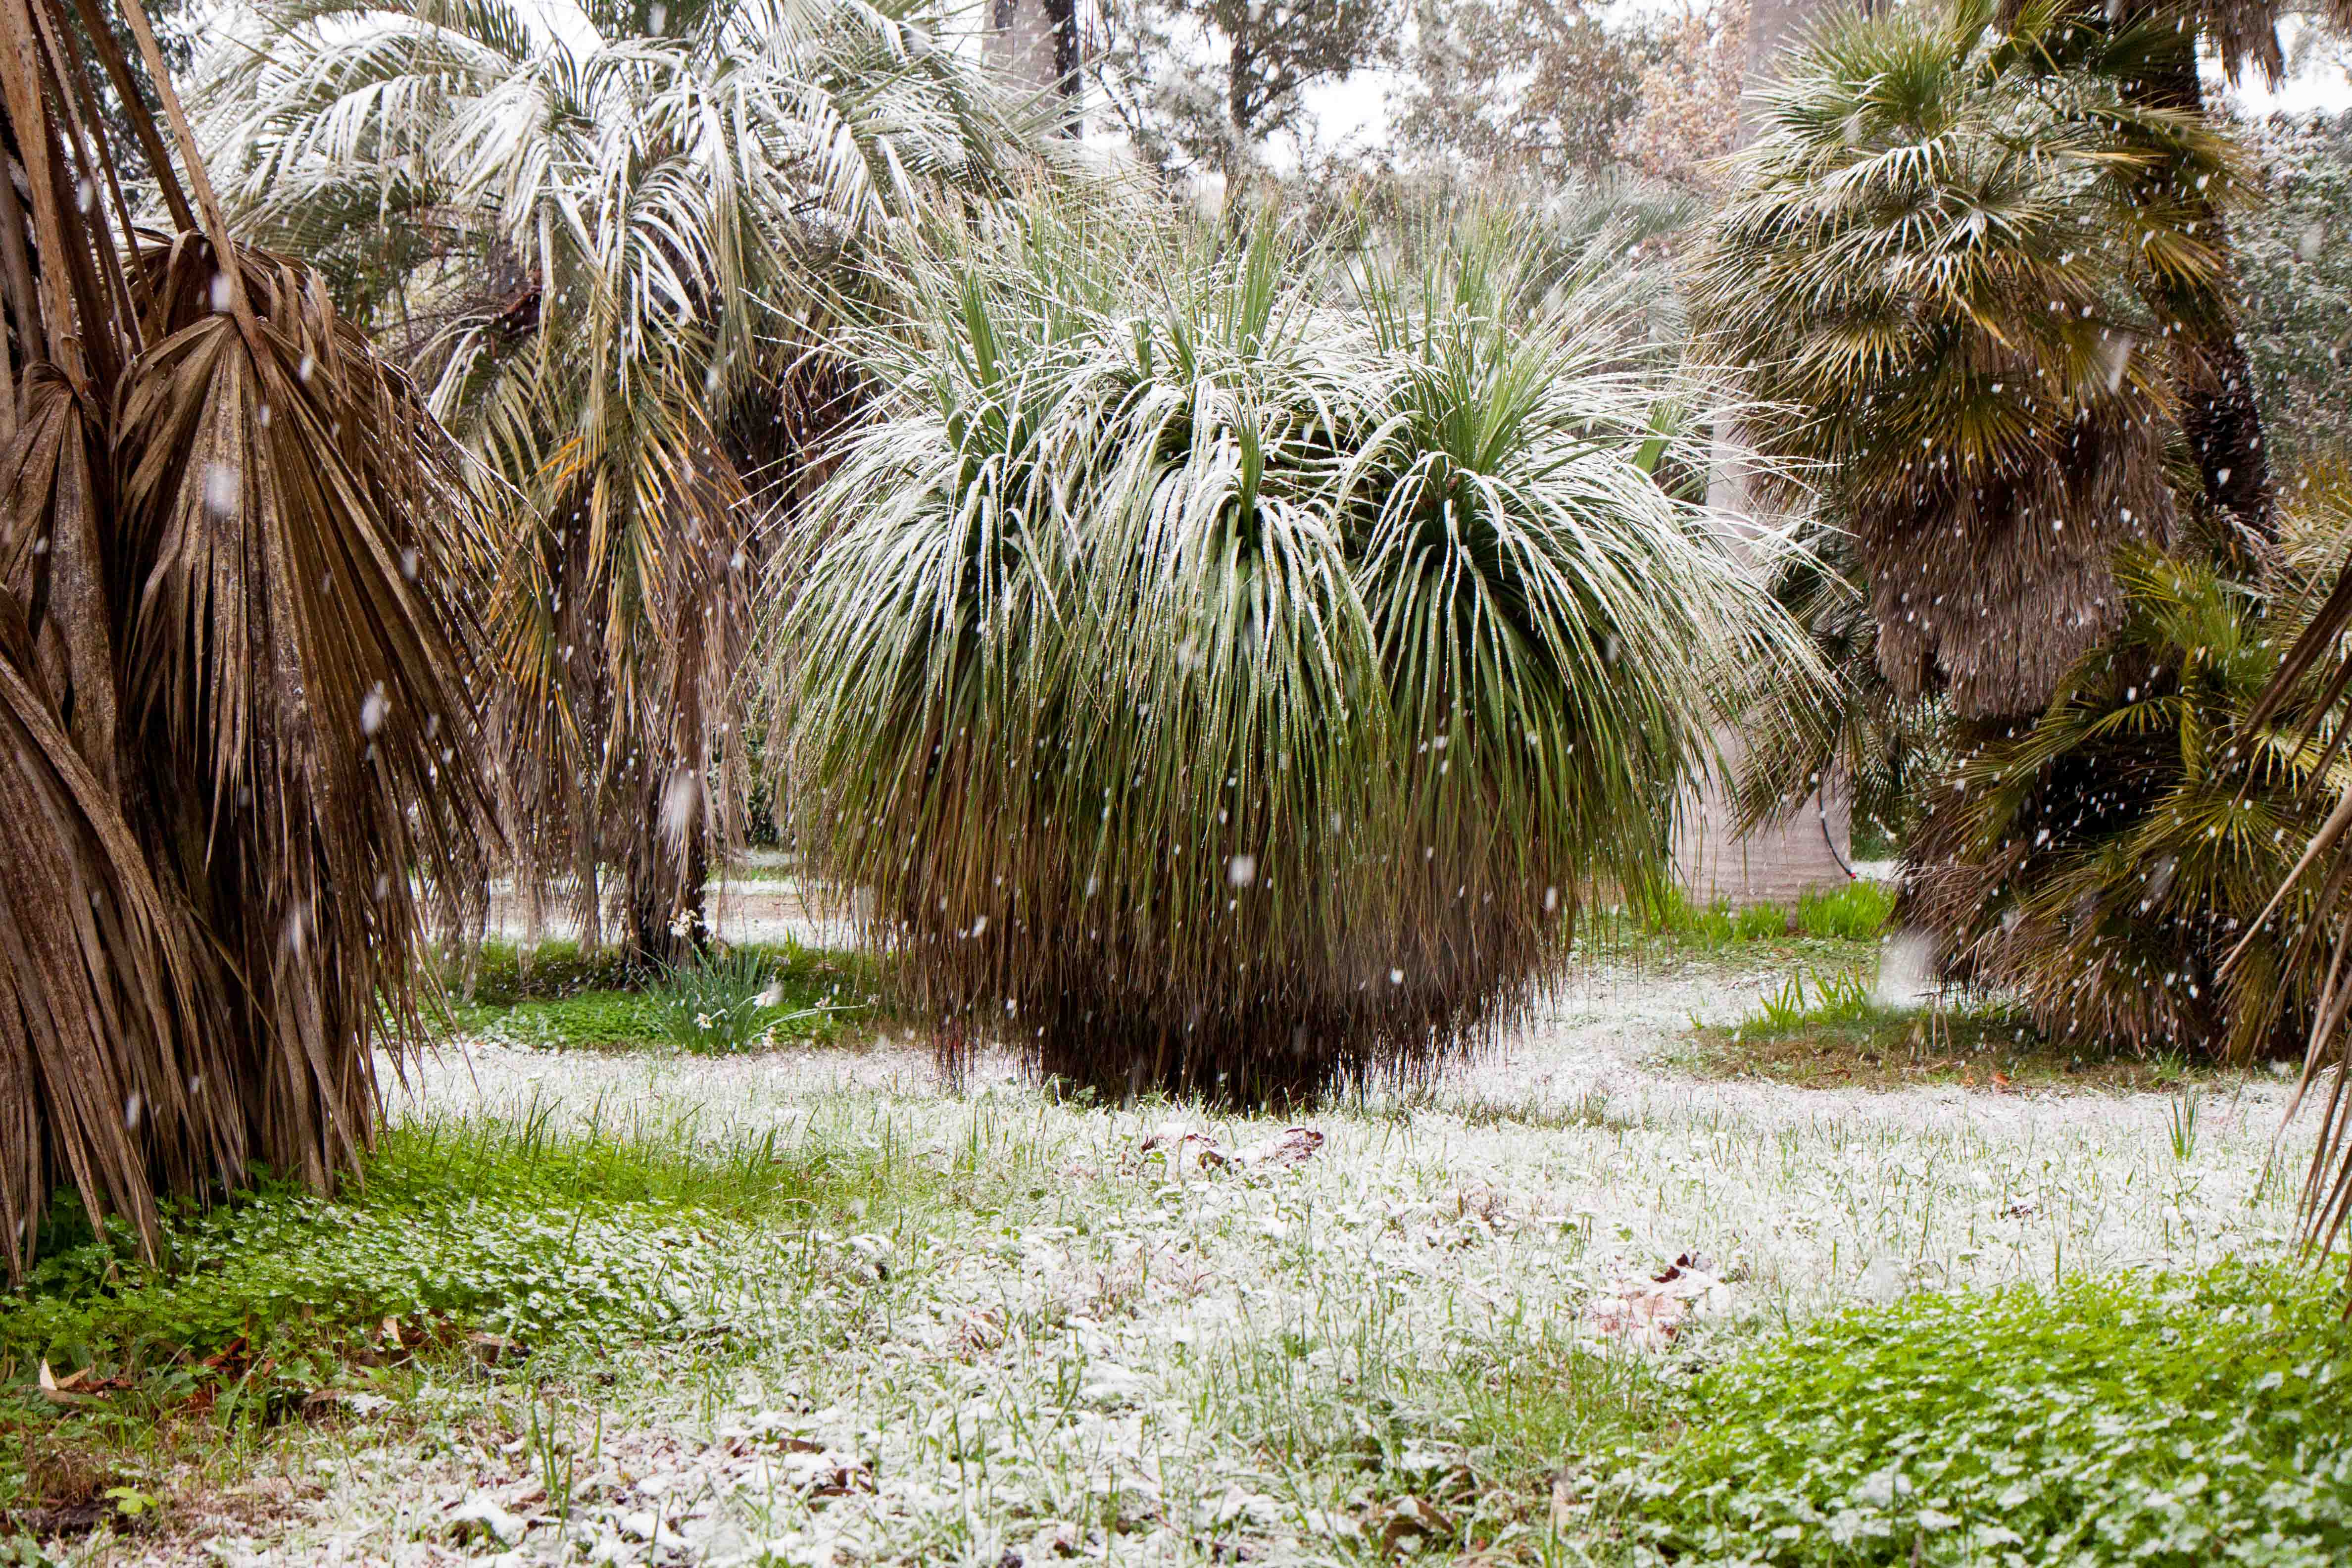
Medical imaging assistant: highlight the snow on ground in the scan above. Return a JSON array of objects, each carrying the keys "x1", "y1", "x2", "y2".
[{"x1": 184, "y1": 952, "x2": 2304, "y2": 1567}]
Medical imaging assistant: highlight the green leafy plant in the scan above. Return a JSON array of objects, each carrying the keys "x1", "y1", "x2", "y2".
[
  {"x1": 1751, "y1": 969, "x2": 1876, "y2": 1034},
  {"x1": 2168, "y1": 1085, "x2": 2202, "y2": 1162},
  {"x1": 1605, "y1": 1263, "x2": 2352, "y2": 1566},
  {"x1": 645, "y1": 946, "x2": 838, "y2": 1054}
]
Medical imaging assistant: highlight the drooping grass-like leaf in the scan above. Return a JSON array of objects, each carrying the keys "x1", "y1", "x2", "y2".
[{"x1": 773, "y1": 215, "x2": 1814, "y2": 1102}]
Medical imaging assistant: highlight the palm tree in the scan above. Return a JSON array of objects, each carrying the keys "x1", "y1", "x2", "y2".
[
  {"x1": 195, "y1": 0, "x2": 1067, "y2": 962},
  {"x1": 2008, "y1": 0, "x2": 2352, "y2": 546},
  {"x1": 770, "y1": 213, "x2": 1813, "y2": 1102},
  {"x1": 1693, "y1": 0, "x2": 2242, "y2": 724},
  {"x1": 1911, "y1": 542, "x2": 2343, "y2": 1061},
  {"x1": 2237, "y1": 465, "x2": 2352, "y2": 1256},
  {"x1": 0, "y1": 0, "x2": 496, "y2": 1274}
]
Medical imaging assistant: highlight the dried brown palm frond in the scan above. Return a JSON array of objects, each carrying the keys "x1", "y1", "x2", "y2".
[
  {"x1": 0, "y1": 0, "x2": 497, "y2": 1274},
  {"x1": 0, "y1": 597, "x2": 233, "y2": 1279},
  {"x1": 111, "y1": 235, "x2": 498, "y2": 1189}
]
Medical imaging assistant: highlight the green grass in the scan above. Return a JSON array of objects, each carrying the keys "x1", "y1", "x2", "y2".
[
  {"x1": 1794, "y1": 881, "x2": 1896, "y2": 941},
  {"x1": 1599, "y1": 1262, "x2": 2352, "y2": 1566},
  {"x1": 1577, "y1": 882, "x2": 1894, "y2": 969},
  {"x1": 0, "y1": 1103, "x2": 933, "y2": 1385},
  {"x1": 434, "y1": 938, "x2": 885, "y2": 1052},
  {"x1": 0, "y1": 1095, "x2": 1071, "y2": 1549},
  {"x1": 1672, "y1": 965, "x2": 2241, "y2": 1093}
]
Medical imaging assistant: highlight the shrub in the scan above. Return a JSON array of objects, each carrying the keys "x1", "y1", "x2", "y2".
[
  {"x1": 775, "y1": 215, "x2": 1807, "y2": 1103},
  {"x1": 1604, "y1": 1263, "x2": 2352, "y2": 1567},
  {"x1": 1905, "y1": 547, "x2": 2339, "y2": 1061}
]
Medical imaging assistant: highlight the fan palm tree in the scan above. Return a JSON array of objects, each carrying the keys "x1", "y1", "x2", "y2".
[
  {"x1": 1908, "y1": 541, "x2": 2343, "y2": 1062},
  {"x1": 1693, "y1": 0, "x2": 2243, "y2": 725},
  {"x1": 2234, "y1": 462, "x2": 2352, "y2": 1257},
  {"x1": 195, "y1": 0, "x2": 1069, "y2": 961},
  {"x1": 0, "y1": 0, "x2": 496, "y2": 1275},
  {"x1": 771, "y1": 214, "x2": 1814, "y2": 1102},
  {"x1": 2007, "y1": 0, "x2": 2352, "y2": 545}
]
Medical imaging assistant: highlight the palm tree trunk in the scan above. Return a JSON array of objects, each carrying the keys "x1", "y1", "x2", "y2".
[
  {"x1": 1683, "y1": 0, "x2": 1860, "y2": 907},
  {"x1": 2126, "y1": 27, "x2": 2274, "y2": 549}
]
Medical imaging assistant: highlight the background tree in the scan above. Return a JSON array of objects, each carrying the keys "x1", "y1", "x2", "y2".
[
  {"x1": 1088, "y1": 0, "x2": 1395, "y2": 181},
  {"x1": 2012, "y1": 0, "x2": 2352, "y2": 546},
  {"x1": 1388, "y1": 0, "x2": 1652, "y2": 182},
  {"x1": 1614, "y1": 3, "x2": 1749, "y2": 189},
  {"x1": 0, "y1": 0, "x2": 496, "y2": 1274},
  {"x1": 198, "y1": 0, "x2": 1060, "y2": 964},
  {"x1": 2234, "y1": 111, "x2": 2352, "y2": 477}
]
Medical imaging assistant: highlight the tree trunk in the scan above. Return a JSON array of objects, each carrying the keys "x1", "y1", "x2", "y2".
[
  {"x1": 1680, "y1": 0, "x2": 1860, "y2": 907},
  {"x1": 989, "y1": 0, "x2": 1083, "y2": 133},
  {"x1": 2128, "y1": 26, "x2": 2275, "y2": 553}
]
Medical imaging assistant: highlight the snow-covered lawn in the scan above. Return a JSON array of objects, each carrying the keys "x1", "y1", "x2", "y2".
[{"x1": 180, "y1": 953, "x2": 2302, "y2": 1567}]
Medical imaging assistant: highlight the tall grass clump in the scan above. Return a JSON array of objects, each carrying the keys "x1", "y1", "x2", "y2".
[
  {"x1": 1796, "y1": 881, "x2": 1895, "y2": 941},
  {"x1": 772, "y1": 215, "x2": 1812, "y2": 1103}
]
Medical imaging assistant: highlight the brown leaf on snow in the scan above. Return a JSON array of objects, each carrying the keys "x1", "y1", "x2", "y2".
[
  {"x1": 1140, "y1": 1123, "x2": 1229, "y2": 1171},
  {"x1": 1234, "y1": 1127, "x2": 1323, "y2": 1169},
  {"x1": 1373, "y1": 1494, "x2": 1454, "y2": 1554}
]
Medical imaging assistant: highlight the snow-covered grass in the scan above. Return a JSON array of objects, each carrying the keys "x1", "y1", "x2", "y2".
[{"x1": 14, "y1": 952, "x2": 2317, "y2": 1566}]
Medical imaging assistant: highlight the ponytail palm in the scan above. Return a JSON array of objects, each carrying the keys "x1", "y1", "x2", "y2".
[
  {"x1": 196, "y1": 0, "x2": 1063, "y2": 958},
  {"x1": 775, "y1": 219, "x2": 1810, "y2": 1102}
]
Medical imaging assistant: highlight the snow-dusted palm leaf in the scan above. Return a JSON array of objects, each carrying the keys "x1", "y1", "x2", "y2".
[
  {"x1": 1690, "y1": 0, "x2": 2242, "y2": 721},
  {"x1": 197, "y1": 0, "x2": 1065, "y2": 958}
]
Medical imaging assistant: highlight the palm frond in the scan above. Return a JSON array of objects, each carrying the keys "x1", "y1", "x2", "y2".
[
  {"x1": 0, "y1": 0, "x2": 498, "y2": 1275},
  {"x1": 196, "y1": 0, "x2": 1071, "y2": 960},
  {"x1": 1692, "y1": 0, "x2": 2243, "y2": 720}
]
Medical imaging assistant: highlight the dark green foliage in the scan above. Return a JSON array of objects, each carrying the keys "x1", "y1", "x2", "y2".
[
  {"x1": 2236, "y1": 112, "x2": 2352, "y2": 479},
  {"x1": 1906, "y1": 547, "x2": 2337, "y2": 1062},
  {"x1": 438, "y1": 939, "x2": 879, "y2": 1051},
  {"x1": 1606, "y1": 1264, "x2": 2352, "y2": 1566},
  {"x1": 1693, "y1": 0, "x2": 2242, "y2": 721}
]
